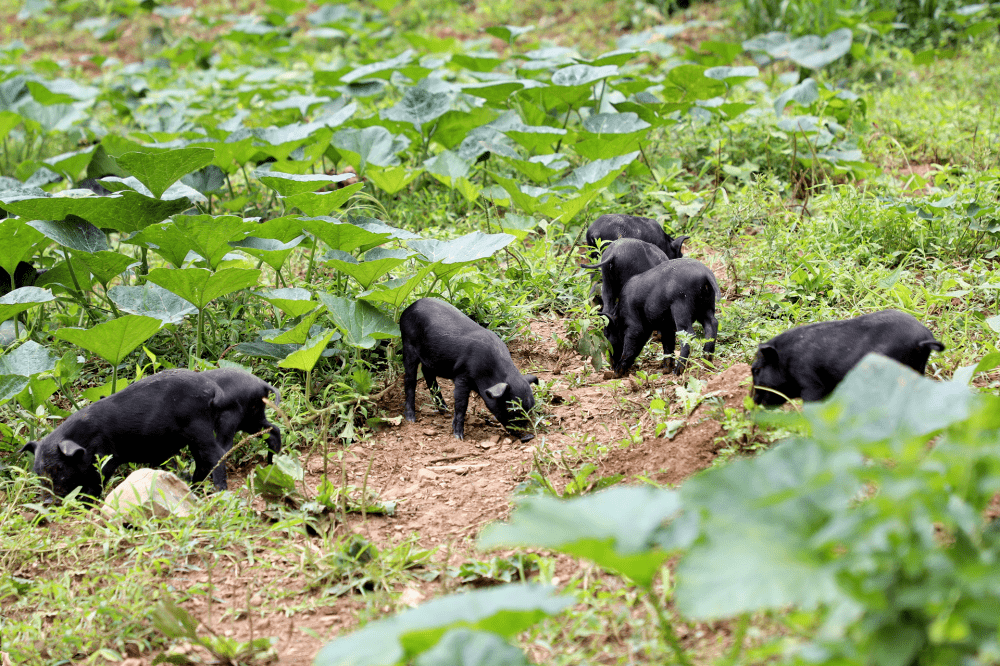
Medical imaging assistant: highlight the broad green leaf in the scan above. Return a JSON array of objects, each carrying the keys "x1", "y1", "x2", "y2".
[
  {"x1": 317, "y1": 294, "x2": 399, "y2": 348},
  {"x1": 283, "y1": 183, "x2": 364, "y2": 216},
  {"x1": 450, "y1": 53, "x2": 504, "y2": 72},
  {"x1": 413, "y1": 629, "x2": 529, "y2": 666},
  {"x1": 27, "y1": 217, "x2": 108, "y2": 253},
  {"x1": 774, "y1": 78, "x2": 819, "y2": 117},
  {"x1": 75, "y1": 251, "x2": 134, "y2": 288},
  {"x1": 313, "y1": 584, "x2": 571, "y2": 666},
  {"x1": 108, "y1": 283, "x2": 198, "y2": 325},
  {"x1": 0, "y1": 111, "x2": 21, "y2": 136},
  {"x1": 278, "y1": 328, "x2": 337, "y2": 372},
  {"x1": 674, "y1": 437, "x2": 858, "y2": 619},
  {"x1": 265, "y1": 307, "x2": 325, "y2": 344},
  {"x1": 235, "y1": 340, "x2": 300, "y2": 361},
  {"x1": 503, "y1": 125, "x2": 567, "y2": 154},
  {"x1": 254, "y1": 453, "x2": 304, "y2": 497},
  {"x1": 574, "y1": 133, "x2": 644, "y2": 161},
  {"x1": 490, "y1": 173, "x2": 554, "y2": 215},
  {"x1": 425, "y1": 150, "x2": 472, "y2": 181},
  {"x1": 145, "y1": 267, "x2": 261, "y2": 310},
  {"x1": 409, "y1": 232, "x2": 515, "y2": 281},
  {"x1": 494, "y1": 214, "x2": 540, "y2": 241},
  {"x1": 498, "y1": 155, "x2": 569, "y2": 184},
  {"x1": 551, "y1": 64, "x2": 618, "y2": 87},
  {"x1": 132, "y1": 215, "x2": 251, "y2": 270},
  {"x1": 0, "y1": 218, "x2": 45, "y2": 278},
  {"x1": 331, "y1": 126, "x2": 410, "y2": 172},
  {"x1": 432, "y1": 108, "x2": 498, "y2": 149},
  {"x1": 357, "y1": 263, "x2": 436, "y2": 309},
  {"x1": 806, "y1": 354, "x2": 976, "y2": 446},
  {"x1": 341, "y1": 50, "x2": 416, "y2": 84},
  {"x1": 42, "y1": 145, "x2": 97, "y2": 180},
  {"x1": 556, "y1": 151, "x2": 639, "y2": 191},
  {"x1": 0, "y1": 340, "x2": 56, "y2": 376},
  {"x1": 253, "y1": 287, "x2": 315, "y2": 318},
  {"x1": 366, "y1": 166, "x2": 423, "y2": 195},
  {"x1": 0, "y1": 287, "x2": 54, "y2": 324},
  {"x1": 788, "y1": 29, "x2": 853, "y2": 69},
  {"x1": 704, "y1": 65, "x2": 759, "y2": 82},
  {"x1": 257, "y1": 170, "x2": 355, "y2": 196},
  {"x1": 324, "y1": 247, "x2": 414, "y2": 289},
  {"x1": 662, "y1": 65, "x2": 727, "y2": 101},
  {"x1": 461, "y1": 80, "x2": 544, "y2": 105},
  {"x1": 383, "y1": 87, "x2": 450, "y2": 131},
  {"x1": 351, "y1": 216, "x2": 422, "y2": 246},
  {"x1": 114, "y1": 147, "x2": 215, "y2": 199},
  {"x1": 0, "y1": 375, "x2": 29, "y2": 403},
  {"x1": 230, "y1": 235, "x2": 305, "y2": 272},
  {"x1": 484, "y1": 24, "x2": 535, "y2": 44},
  {"x1": 181, "y1": 165, "x2": 227, "y2": 195},
  {"x1": 479, "y1": 486, "x2": 680, "y2": 587},
  {"x1": 581, "y1": 112, "x2": 649, "y2": 135},
  {"x1": 303, "y1": 216, "x2": 392, "y2": 254},
  {"x1": 2, "y1": 192, "x2": 192, "y2": 233},
  {"x1": 55, "y1": 315, "x2": 162, "y2": 366}
]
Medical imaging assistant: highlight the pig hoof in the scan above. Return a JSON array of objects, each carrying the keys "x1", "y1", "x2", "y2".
[
  {"x1": 519, "y1": 433, "x2": 535, "y2": 443},
  {"x1": 453, "y1": 432, "x2": 464, "y2": 440},
  {"x1": 404, "y1": 414, "x2": 416, "y2": 423}
]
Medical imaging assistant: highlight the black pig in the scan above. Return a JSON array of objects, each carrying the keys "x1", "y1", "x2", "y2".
[
  {"x1": 400, "y1": 297, "x2": 538, "y2": 441},
  {"x1": 606, "y1": 258, "x2": 720, "y2": 376},
  {"x1": 581, "y1": 238, "x2": 669, "y2": 315},
  {"x1": 0, "y1": 261, "x2": 41, "y2": 296},
  {"x1": 751, "y1": 310, "x2": 945, "y2": 406},
  {"x1": 586, "y1": 214, "x2": 688, "y2": 261},
  {"x1": 21, "y1": 368, "x2": 281, "y2": 498}
]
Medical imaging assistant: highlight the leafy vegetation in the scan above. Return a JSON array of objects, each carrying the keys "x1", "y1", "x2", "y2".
[{"x1": 1, "y1": 0, "x2": 1000, "y2": 663}]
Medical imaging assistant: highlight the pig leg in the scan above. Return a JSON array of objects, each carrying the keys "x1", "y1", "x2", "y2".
[
  {"x1": 191, "y1": 439, "x2": 230, "y2": 492},
  {"x1": 699, "y1": 310, "x2": 718, "y2": 360},
  {"x1": 451, "y1": 376, "x2": 472, "y2": 439},
  {"x1": 671, "y1": 304, "x2": 697, "y2": 375},
  {"x1": 660, "y1": 327, "x2": 677, "y2": 374},
  {"x1": 422, "y1": 366, "x2": 448, "y2": 412},
  {"x1": 403, "y1": 351, "x2": 420, "y2": 422},
  {"x1": 614, "y1": 326, "x2": 650, "y2": 376}
]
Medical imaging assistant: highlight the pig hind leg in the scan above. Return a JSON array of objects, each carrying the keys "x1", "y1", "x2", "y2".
[
  {"x1": 698, "y1": 308, "x2": 718, "y2": 360},
  {"x1": 670, "y1": 302, "x2": 697, "y2": 374}
]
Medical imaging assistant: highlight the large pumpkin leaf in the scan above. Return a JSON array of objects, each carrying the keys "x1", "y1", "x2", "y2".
[
  {"x1": 108, "y1": 283, "x2": 199, "y2": 325},
  {"x1": 357, "y1": 263, "x2": 436, "y2": 310},
  {"x1": 366, "y1": 166, "x2": 423, "y2": 195},
  {"x1": 383, "y1": 87, "x2": 450, "y2": 131},
  {"x1": 256, "y1": 170, "x2": 356, "y2": 196},
  {"x1": 2, "y1": 192, "x2": 191, "y2": 233},
  {"x1": 277, "y1": 328, "x2": 337, "y2": 372},
  {"x1": 75, "y1": 251, "x2": 135, "y2": 288},
  {"x1": 0, "y1": 218, "x2": 46, "y2": 278},
  {"x1": 324, "y1": 247, "x2": 414, "y2": 289},
  {"x1": 282, "y1": 182, "x2": 364, "y2": 216},
  {"x1": 114, "y1": 147, "x2": 215, "y2": 199},
  {"x1": 331, "y1": 126, "x2": 410, "y2": 172},
  {"x1": 313, "y1": 584, "x2": 571, "y2": 666},
  {"x1": 252, "y1": 287, "x2": 316, "y2": 318},
  {"x1": 303, "y1": 216, "x2": 393, "y2": 254},
  {"x1": 0, "y1": 340, "x2": 56, "y2": 377},
  {"x1": 409, "y1": 232, "x2": 515, "y2": 280},
  {"x1": 0, "y1": 287, "x2": 54, "y2": 324},
  {"x1": 27, "y1": 217, "x2": 108, "y2": 253},
  {"x1": 230, "y1": 235, "x2": 305, "y2": 272},
  {"x1": 55, "y1": 315, "x2": 162, "y2": 366},
  {"x1": 317, "y1": 294, "x2": 399, "y2": 348},
  {"x1": 145, "y1": 267, "x2": 261, "y2": 310}
]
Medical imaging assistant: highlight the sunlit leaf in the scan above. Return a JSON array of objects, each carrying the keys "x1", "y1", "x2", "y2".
[{"x1": 55, "y1": 315, "x2": 162, "y2": 366}]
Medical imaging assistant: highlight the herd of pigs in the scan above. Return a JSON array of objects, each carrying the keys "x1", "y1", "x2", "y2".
[{"x1": 18, "y1": 213, "x2": 945, "y2": 500}]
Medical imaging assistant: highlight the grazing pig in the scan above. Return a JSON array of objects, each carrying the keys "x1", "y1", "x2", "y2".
[
  {"x1": 586, "y1": 214, "x2": 688, "y2": 261},
  {"x1": 605, "y1": 258, "x2": 720, "y2": 376},
  {"x1": 0, "y1": 261, "x2": 41, "y2": 296},
  {"x1": 581, "y1": 238, "x2": 669, "y2": 315},
  {"x1": 750, "y1": 310, "x2": 945, "y2": 406},
  {"x1": 400, "y1": 297, "x2": 538, "y2": 441},
  {"x1": 21, "y1": 368, "x2": 281, "y2": 498}
]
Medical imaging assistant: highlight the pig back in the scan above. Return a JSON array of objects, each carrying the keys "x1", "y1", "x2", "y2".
[{"x1": 400, "y1": 298, "x2": 509, "y2": 380}]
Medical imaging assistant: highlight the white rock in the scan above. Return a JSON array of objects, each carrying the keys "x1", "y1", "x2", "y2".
[
  {"x1": 417, "y1": 468, "x2": 438, "y2": 481},
  {"x1": 101, "y1": 469, "x2": 197, "y2": 522}
]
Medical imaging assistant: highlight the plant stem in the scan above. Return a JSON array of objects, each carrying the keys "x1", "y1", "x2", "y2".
[
  {"x1": 646, "y1": 587, "x2": 694, "y2": 666},
  {"x1": 195, "y1": 307, "x2": 204, "y2": 363}
]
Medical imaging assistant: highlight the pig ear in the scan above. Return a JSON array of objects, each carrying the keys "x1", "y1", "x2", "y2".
[
  {"x1": 670, "y1": 236, "x2": 689, "y2": 256},
  {"x1": 57, "y1": 440, "x2": 85, "y2": 460},
  {"x1": 524, "y1": 374, "x2": 539, "y2": 385},
  {"x1": 20, "y1": 441, "x2": 38, "y2": 456},
  {"x1": 758, "y1": 344, "x2": 779, "y2": 365},
  {"x1": 484, "y1": 382, "x2": 509, "y2": 399}
]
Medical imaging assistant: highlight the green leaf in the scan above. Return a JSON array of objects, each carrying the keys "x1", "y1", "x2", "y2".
[
  {"x1": 108, "y1": 283, "x2": 198, "y2": 325},
  {"x1": 483, "y1": 24, "x2": 535, "y2": 44},
  {"x1": 409, "y1": 232, "x2": 515, "y2": 281},
  {"x1": 133, "y1": 215, "x2": 251, "y2": 270},
  {"x1": 235, "y1": 340, "x2": 302, "y2": 361},
  {"x1": 551, "y1": 64, "x2": 618, "y2": 87},
  {"x1": 503, "y1": 125, "x2": 567, "y2": 154},
  {"x1": 145, "y1": 267, "x2": 261, "y2": 310},
  {"x1": 581, "y1": 112, "x2": 650, "y2": 135},
  {"x1": 341, "y1": 50, "x2": 416, "y2": 84},
  {"x1": 366, "y1": 166, "x2": 423, "y2": 195},
  {"x1": 3, "y1": 192, "x2": 192, "y2": 234},
  {"x1": 253, "y1": 453, "x2": 304, "y2": 497},
  {"x1": 774, "y1": 78, "x2": 819, "y2": 117},
  {"x1": 461, "y1": 80, "x2": 544, "y2": 105},
  {"x1": 180, "y1": 165, "x2": 227, "y2": 195},
  {"x1": 325, "y1": 248, "x2": 414, "y2": 289},
  {"x1": 230, "y1": 235, "x2": 305, "y2": 272},
  {"x1": 277, "y1": 328, "x2": 337, "y2": 372},
  {"x1": 317, "y1": 294, "x2": 400, "y2": 348},
  {"x1": 413, "y1": 629, "x2": 529, "y2": 666},
  {"x1": 27, "y1": 217, "x2": 108, "y2": 253},
  {"x1": 479, "y1": 486, "x2": 679, "y2": 587},
  {"x1": 114, "y1": 147, "x2": 215, "y2": 199},
  {"x1": 662, "y1": 65, "x2": 727, "y2": 101},
  {"x1": 0, "y1": 218, "x2": 46, "y2": 277},
  {"x1": 556, "y1": 151, "x2": 639, "y2": 191},
  {"x1": 313, "y1": 584, "x2": 571, "y2": 666},
  {"x1": 0, "y1": 340, "x2": 56, "y2": 376},
  {"x1": 253, "y1": 287, "x2": 315, "y2": 318},
  {"x1": 75, "y1": 251, "x2": 134, "y2": 288},
  {"x1": 0, "y1": 375, "x2": 29, "y2": 403},
  {"x1": 265, "y1": 308, "x2": 325, "y2": 344},
  {"x1": 282, "y1": 183, "x2": 364, "y2": 217},
  {"x1": 256, "y1": 170, "x2": 355, "y2": 196},
  {"x1": 0, "y1": 286, "x2": 54, "y2": 324},
  {"x1": 331, "y1": 126, "x2": 410, "y2": 172},
  {"x1": 450, "y1": 53, "x2": 504, "y2": 72},
  {"x1": 383, "y1": 87, "x2": 450, "y2": 131},
  {"x1": 357, "y1": 264, "x2": 436, "y2": 309},
  {"x1": 303, "y1": 216, "x2": 392, "y2": 254},
  {"x1": 704, "y1": 65, "x2": 759, "y2": 82},
  {"x1": 55, "y1": 315, "x2": 163, "y2": 366}
]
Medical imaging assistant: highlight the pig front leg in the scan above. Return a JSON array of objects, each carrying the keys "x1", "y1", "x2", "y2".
[
  {"x1": 191, "y1": 440, "x2": 230, "y2": 492},
  {"x1": 700, "y1": 310, "x2": 718, "y2": 360},
  {"x1": 451, "y1": 375, "x2": 472, "y2": 440},
  {"x1": 614, "y1": 327, "x2": 650, "y2": 376},
  {"x1": 660, "y1": 327, "x2": 677, "y2": 374}
]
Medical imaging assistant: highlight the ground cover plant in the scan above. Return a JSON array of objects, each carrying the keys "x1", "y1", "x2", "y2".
[{"x1": 1, "y1": 0, "x2": 1000, "y2": 663}]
